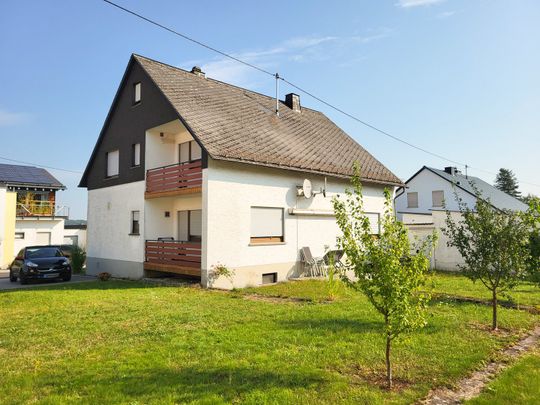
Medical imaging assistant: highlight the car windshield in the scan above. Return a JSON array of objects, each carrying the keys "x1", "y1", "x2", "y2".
[{"x1": 25, "y1": 247, "x2": 63, "y2": 259}]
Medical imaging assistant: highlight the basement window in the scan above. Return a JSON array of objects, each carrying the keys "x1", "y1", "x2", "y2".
[
  {"x1": 262, "y1": 272, "x2": 277, "y2": 284},
  {"x1": 134, "y1": 82, "x2": 141, "y2": 104},
  {"x1": 407, "y1": 192, "x2": 418, "y2": 208},
  {"x1": 250, "y1": 207, "x2": 284, "y2": 244}
]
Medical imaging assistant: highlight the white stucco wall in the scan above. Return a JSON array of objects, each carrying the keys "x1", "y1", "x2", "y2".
[
  {"x1": 14, "y1": 219, "x2": 65, "y2": 254},
  {"x1": 145, "y1": 120, "x2": 195, "y2": 171},
  {"x1": 204, "y1": 159, "x2": 389, "y2": 289},
  {"x1": 86, "y1": 181, "x2": 145, "y2": 278},
  {"x1": 395, "y1": 169, "x2": 477, "y2": 219},
  {"x1": 144, "y1": 194, "x2": 202, "y2": 240}
]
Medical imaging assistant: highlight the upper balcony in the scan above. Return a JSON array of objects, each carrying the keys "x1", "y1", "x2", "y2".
[
  {"x1": 16, "y1": 201, "x2": 69, "y2": 218},
  {"x1": 145, "y1": 160, "x2": 202, "y2": 199}
]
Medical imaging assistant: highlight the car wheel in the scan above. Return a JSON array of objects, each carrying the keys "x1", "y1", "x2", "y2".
[
  {"x1": 19, "y1": 275, "x2": 28, "y2": 285},
  {"x1": 62, "y1": 272, "x2": 72, "y2": 282},
  {"x1": 9, "y1": 270, "x2": 17, "y2": 282}
]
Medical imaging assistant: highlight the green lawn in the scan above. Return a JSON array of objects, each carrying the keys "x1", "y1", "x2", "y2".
[
  {"x1": 0, "y1": 278, "x2": 538, "y2": 404},
  {"x1": 466, "y1": 351, "x2": 540, "y2": 405},
  {"x1": 430, "y1": 271, "x2": 540, "y2": 308}
]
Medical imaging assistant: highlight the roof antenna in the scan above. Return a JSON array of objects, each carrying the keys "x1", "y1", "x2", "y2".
[
  {"x1": 465, "y1": 164, "x2": 468, "y2": 179},
  {"x1": 275, "y1": 73, "x2": 280, "y2": 117}
]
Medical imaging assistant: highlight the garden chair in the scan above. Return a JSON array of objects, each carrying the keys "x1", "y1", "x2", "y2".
[{"x1": 300, "y1": 247, "x2": 326, "y2": 277}]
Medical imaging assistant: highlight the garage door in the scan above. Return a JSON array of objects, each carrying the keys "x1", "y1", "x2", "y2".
[{"x1": 36, "y1": 232, "x2": 51, "y2": 245}]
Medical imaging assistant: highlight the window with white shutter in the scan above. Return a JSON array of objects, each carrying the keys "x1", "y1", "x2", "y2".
[
  {"x1": 250, "y1": 207, "x2": 284, "y2": 244},
  {"x1": 365, "y1": 213, "x2": 380, "y2": 235},
  {"x1": 106, "y1": 150, "x2": 119, "y2": 178},
  {"x1": 407, "y1": 192, "x2": 418, "y2": 208},
  {"x1": 432, "y1": 190, "x2": 444, "y2": 207}
]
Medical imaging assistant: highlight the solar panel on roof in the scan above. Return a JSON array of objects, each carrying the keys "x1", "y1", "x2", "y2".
[{"x1": 0, "y1": 163, "x2": 64, "y2": 187}]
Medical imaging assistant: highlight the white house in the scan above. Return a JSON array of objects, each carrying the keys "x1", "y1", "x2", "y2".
[
  {"x1": 0, "y1": 163, "x2": 69, "y2": 269},
  {"x1": 79, "y1": 54, "x2": 402, "y2": 289},
  {"x1": 395, "y1": 166, "x2": 528, "y2": 270},
  {"x1": 63, "y1": 220, "x2": 87, "y2": 249}
]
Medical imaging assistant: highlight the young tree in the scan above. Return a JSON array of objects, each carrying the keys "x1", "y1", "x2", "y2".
[
  {"x1": 494, "y1": 168, "x2": 521, "y2": 198},
  {"x1": 444, "y1": 191, "x2": 530, "y2": 330},
  {"x1": 332, "y1": 167, "x2": 436, "y2": 390},
  {"x1": 523, "y1": 197, "x2": 540, "y2": 284}
]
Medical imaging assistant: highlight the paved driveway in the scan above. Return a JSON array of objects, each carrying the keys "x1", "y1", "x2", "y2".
[{"x1": 0, "y1": 270, "x2": 95, "y2": 291}]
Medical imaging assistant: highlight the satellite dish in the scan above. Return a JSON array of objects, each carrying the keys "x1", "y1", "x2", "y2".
[{"x1": 303, "y1": 179, "x2": 313, "y2": 199}]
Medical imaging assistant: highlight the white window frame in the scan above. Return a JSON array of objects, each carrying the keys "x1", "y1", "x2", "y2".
[
  {"x1": 132, "y1": 143, "x2": 141, "y2": 167},
  {"x1": 250, "y1": 207, "x2": 284, "y2": 245},
  {"x1": 134, "y1": 82, "x2": 141, "y2": 104},
  {"x1": 106, "y1": 149, "x2": 119, "y2": 178}
]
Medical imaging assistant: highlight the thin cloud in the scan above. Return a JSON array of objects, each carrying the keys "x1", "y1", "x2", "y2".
[
  {"x1": 0, "y1": 109, "x2": 31, "y2": 126},
  {"x1": 437, "y1": 10, "x2": 457, "y2": 18},
  {"x1": 179, "y1": 32, "x2": 390, "y2": 88},
  {"x1": 397, "y1": 0, "x2": 446, "y2": 8}
]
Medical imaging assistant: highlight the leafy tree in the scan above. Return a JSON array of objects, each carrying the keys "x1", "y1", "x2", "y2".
[
  {"x1": 444, "y1": 190, "x2": 530, "y2": 330},
  {"x1": 521, "y1": 193, "x2": 539, "y2": 206},
  {"x1": 332, "y1": 166, "x2": 436, "y2": 390},
  {"x1": 523, "y1": 197, "x2": 540, "y2": 284},
  {"x1": 494, "y1": 168, "x2": 521, "y2": 198}
]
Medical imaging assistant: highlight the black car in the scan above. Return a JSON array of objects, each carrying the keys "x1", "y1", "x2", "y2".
[{"x1": 9, "y1": 246, "x2": 72, "y2": 284}]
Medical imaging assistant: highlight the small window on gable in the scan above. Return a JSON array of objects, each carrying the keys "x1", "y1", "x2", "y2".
[
  {"x1": 250, "y1": 207, "x2": 284, "y2": 244},
  {"x1": 131, "y1": 211, "x2": 140, "y2": 235},
  {"x1": 106, "y1": 150, "x2": 119, "y2": 178},
  {"x1": 132, "y1": 143, "x2": 141, "y2": 167},
  {"x1": 407, "y1": 192, "x2": 418, "y2": 208},
  {"x1": 134, "y1": 82, "x2": 141, "y2": 104},
  {"x1": 432, "y1": 190, "x2": 444, "y2": 207}
]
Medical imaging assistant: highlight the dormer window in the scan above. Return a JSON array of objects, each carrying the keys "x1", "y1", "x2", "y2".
[{"x1": 133, "y1": 82, "x2": 141, "y2": 104}]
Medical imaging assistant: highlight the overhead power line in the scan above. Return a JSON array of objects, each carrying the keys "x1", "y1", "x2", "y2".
[
  {"x1": 100, "y1": 0, "x2": 540, "y2": 190},
  {"x1": 0, "y1": 156, "x2": 82, "y2": 174}
]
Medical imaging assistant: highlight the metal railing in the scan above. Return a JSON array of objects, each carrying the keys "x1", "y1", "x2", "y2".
[
  {"x1": 16, "y1": 201, "x2": 70, "y2": 217},
  {"x1": 146, "y1": 160, "x2": 202, "y2": 194}
]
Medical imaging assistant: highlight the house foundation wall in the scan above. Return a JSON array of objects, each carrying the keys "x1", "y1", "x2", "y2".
[{"x1": 86, "y1": 256, "x2": 144, "y2": 279}]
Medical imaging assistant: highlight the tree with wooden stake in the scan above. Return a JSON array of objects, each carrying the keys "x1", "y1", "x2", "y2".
[
  {"x1": 332, "y1": 166, "x2": 437, "y2": 390},
  {"x1": 444, "y1": 189, "x2": 530, "y2": 331}
]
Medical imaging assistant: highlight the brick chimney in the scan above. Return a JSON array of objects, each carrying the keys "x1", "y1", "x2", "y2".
[
  {"x1": 191, "y1": 66, "x2": 206, "y2": 78},
  {"x1": 285, "y1": 93, "x2": 301, "y2": 113}
]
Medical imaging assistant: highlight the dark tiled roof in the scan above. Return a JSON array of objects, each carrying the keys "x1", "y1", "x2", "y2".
[
  {"x1": 134, "y1": 55, "x2": 402, "y2": 186},
  {"x1": 426, "y1": 167, "x2": 528, "y2": 212},
  {"x1": 64, "y1": 219, "x2": 87, "y2": 229},
  {"x1": 0, "y1": 163, "x2": 64, "y2": 189}
]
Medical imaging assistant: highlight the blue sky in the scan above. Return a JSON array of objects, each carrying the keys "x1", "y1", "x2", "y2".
[{"x1": 1, "y1": 0, "x2": 539, "y2": 219}]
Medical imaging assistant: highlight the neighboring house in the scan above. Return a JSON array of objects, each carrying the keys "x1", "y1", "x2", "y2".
[
  {"x1": 395, "y1": 166, "x2": 528, "y2": 270},
  {"x1": 0, "y1": 163, "x2": 68, "y2": 269},
  {"x1": 79, "y1": 54, "x2": 402, "y2": 289},
  {"x1": 63, "y1": 219, "x2": 87, "y2": 249}
]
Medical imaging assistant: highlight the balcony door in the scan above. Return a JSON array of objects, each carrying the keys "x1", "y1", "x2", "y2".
[
  {"x1": 177, "y1": 210, "x2": 202, "y2": 242},
  {"x1": 178, "y1": 140, "x2": 202, "y2": 164}
]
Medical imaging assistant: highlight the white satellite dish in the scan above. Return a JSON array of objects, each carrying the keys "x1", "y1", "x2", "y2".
[{"x1": 302, "y1": 179, "x2": 313, "y2": 199}]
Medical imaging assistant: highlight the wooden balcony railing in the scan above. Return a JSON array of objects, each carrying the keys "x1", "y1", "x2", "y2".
[
  {"x1": 16, "y1": 201, "x2": 69, "y2": 217},
  {"x1": 144, "y1": 240, "x2": 201, "y2": 276},
  {"x1": 145, "y1": 160, "x2": 202, "y2": 198}
]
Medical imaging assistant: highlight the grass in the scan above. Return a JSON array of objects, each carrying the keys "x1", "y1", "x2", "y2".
[
  {"x1": 430, "y1": 271, "x2": 540, "y2": 308},
  {"x1": 0, "y1": 278, "x2": 538, "y2": 404},
  {"x1": 466, "y1": 350, "x2": 540, "y2": 405}
]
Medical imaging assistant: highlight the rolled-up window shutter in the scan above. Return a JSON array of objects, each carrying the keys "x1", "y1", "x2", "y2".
[
  {"x1": 251, "y1": 207, "x2": 283, "y2": 238},
  {"x1": 107, "y1": 150, "x2": 119, "y2": 177}
]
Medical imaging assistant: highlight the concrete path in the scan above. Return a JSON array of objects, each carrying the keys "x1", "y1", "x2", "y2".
[{"x1": 0, "y1": 270, "x2": 95, "y2": 291}]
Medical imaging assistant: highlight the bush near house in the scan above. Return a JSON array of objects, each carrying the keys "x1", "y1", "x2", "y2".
[{"x1": 70, "y1": 245, "x2": 86, "y2": 274}]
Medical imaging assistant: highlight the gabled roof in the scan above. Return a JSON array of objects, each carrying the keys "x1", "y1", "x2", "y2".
[
  {"x1": 64, "y1": 219, "x2": 87, "y2": 229},
  {"x1": 401, "y1": 166, "x2": 527, "y2": 212},
  {"x1": 82, "y1": 54, "x2": 401, "y2": 186},
  {"x1": 0, "y1": 163, "x2": 65, "y2": 189}
]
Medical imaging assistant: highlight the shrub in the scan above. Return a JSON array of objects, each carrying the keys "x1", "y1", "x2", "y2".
[
  {"x1": 70, "y1": 246, "x2": 86, "y2": 274},
  {"x1": 98, "y1": 272, "x2": 111, "y2": 281},
  {"x1": 208, "y1": 263, "x2": 235, "y2": 288}
]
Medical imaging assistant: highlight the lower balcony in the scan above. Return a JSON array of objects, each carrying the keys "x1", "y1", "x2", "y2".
[
  {"x1": 144, "y1": 240, "x2": 201, "y2": 277},
  {"x1": 145, "y1": 160, "x2": 202, "y2": 199}
]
